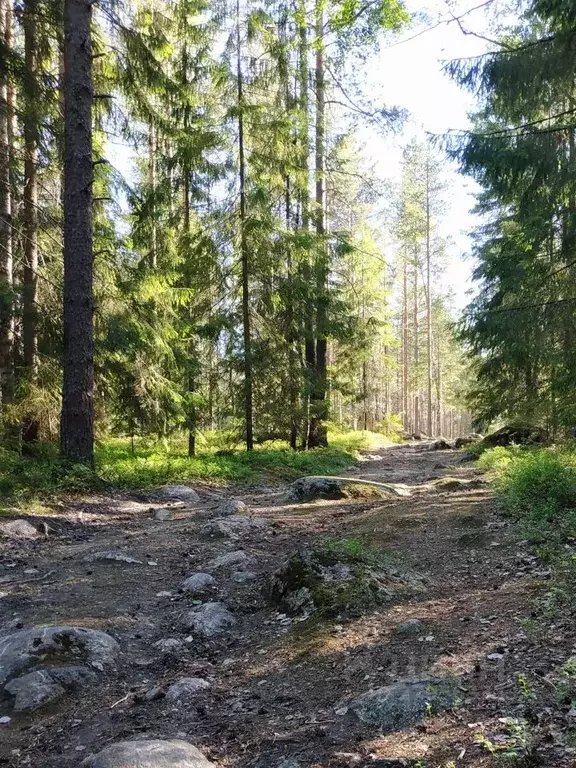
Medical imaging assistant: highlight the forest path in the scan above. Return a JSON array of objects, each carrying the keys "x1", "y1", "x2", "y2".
[{"x1": 0, "y1": 443, "x2": 571, "y2": 767}]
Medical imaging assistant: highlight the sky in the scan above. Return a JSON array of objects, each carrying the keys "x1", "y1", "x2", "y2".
[{"x1": 360, "y1": 0, "x2": 492, "y2": 310}]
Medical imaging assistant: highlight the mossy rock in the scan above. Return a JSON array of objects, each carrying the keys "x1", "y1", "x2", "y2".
[
  {"x1": 285, "y1": 476, "x2": 407, "y2": 503},
  {"x1": 482, "y1": 424, "x2": 549, "y2": 448}
]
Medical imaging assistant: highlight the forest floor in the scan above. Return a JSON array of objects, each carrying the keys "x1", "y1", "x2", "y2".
[{"x1": 1, "y1": 442, "x2": 575, "y2": 768}]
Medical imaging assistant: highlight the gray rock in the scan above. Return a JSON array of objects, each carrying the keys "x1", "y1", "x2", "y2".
[
  {"x1": 165, "y1": 677, "x2": 210, "y2": 701},
  {"x1": 216, "y1": 498, "x2": 248, "y2": 516},
  {"x1": 319, "y1": 563, "x2": 353, "y2": 582},
  {"x1": 84, "y1": 550, "x2": 143, "y2": 565},
  {"x1": 81, "y1": 740, "x2": 214, "y2": 768},
  {"x1": 153, "y1": 638, "x2": 184, "y2": 654},
  {"x1": 276, "y1": 760, "x2": 301, "y2": 768},
  {"x1": 48, "y1": 665, "x2": 98, "y2": 688},
  {"x1": 200, "y1": 516, "x2": 268, "y2": 540},
  {"x1": 156, "y1": 485, "x2": 200, "y2": 503},
  {"x1": 347, "y1": 676, "x2": 462, "y2": 732},
  {"x1": 5, "y1": 670, "x2": 65, "y2": 712},
  {"x1": 153, "y1": 508, "x2": 173, "y2": 521},
  {"x1": 0, "y1": 626, "x2": 119, "y2": 688},
  {"x1": 285, "y1": 476, "x2": 405, "y2": 503},
  {"x1": 208, "y1": 550, "x2": 250, "y2": 570},
  {"x1": 183, "y1": 573, "x2": 216, "y2": 593},
  {"x1": 395, "y1": 619, "x2": 424, "y2": 636},
  {"x1": 232, "y1": 570, "x2": 257, "y2": 583},
  {"x1": 183, "y1": 602, "x2": 236, "y2": 637},
  {"x1": 429, "y1": 438, "x2": 453, "y2": 451},
  {"x1": 0, "y1": 519, "x2": 40, "y2": 540}
]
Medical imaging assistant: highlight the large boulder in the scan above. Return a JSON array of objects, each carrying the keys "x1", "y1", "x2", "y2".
[
  {"x1": 82, "y1": 740, "x2": 214, "y2": 768},
  {"x1": 0, "y1": 626, "x2": 119, "y2": 712},
  {"x1": 285, "y1": 476, "x2": 408, "y2": 503},
  {"x1": 346, "y1": 676, "x2": 462, "y2": 732},
  {"x1": 482, "y1": 424, "x2": 549, "y2": 448}
]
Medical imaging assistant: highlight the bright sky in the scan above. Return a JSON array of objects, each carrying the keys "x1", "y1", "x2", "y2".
[{"x1": 362, "y1": 0, "x2": 491, "y2": 310}]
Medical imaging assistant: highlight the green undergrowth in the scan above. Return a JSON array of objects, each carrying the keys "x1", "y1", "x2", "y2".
[{"x1": 0, "y1": 429, "x2": 388, "y2": 509}]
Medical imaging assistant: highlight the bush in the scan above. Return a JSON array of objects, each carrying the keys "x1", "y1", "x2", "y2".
[{"x1": 483, "y1": 446, "x2": 576, "y2": 544}]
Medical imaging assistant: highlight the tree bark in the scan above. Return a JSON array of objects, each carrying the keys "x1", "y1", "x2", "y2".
[
  {"x1": 402, "y1": 258, "x2": 408, "y2": 431},
  {"x1": 60, "y1": 0, "x2": 95, "y2": 465},
  {"x1": 148, "y1": 121, "x2": 157, "y2": 269},
  {"x1": 308, "y1": 0, "x2": 328, "y2": 448},
  {"x1": 413, "y1": 254, "x2": 420, "y2": 435},
  {"x1": 425, "y1": 160, "x2": 433, "y2": 437},
  {"x1": 236, "y1": 0, "x2": 253, "y2": 451},
  {"x1": 0, "y1": 0, "x2": 14, "y2": 412},
  {"x1": 22, "y1": 0, "x2": 40, "y2": 443}
]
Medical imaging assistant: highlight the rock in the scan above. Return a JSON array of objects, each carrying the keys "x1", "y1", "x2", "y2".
[
  {"x1": 0, "y1": 519, "x2": 40, "y2": 540},
  {"x1": 155, "y1": 485, "x2": 200, "y2": 503},
  {"x1": 454, "y1": 435, "x2": 481, "y2": 449},
  {"x1": 276, "y1": 760, "x2": 301, "y2": 768},
  {"x1": 153, "y1": 508, "x2": 173, "y2": 521},
  {"x1": 368, "y1": 761, "x2": 426, "y2": 768},
  {"x1": 285, "y1": 476, "x2": 402, "y2": 503},
  {"x1": 216, "y1": 498, "x2": 248, "y2": 517},
  {"x1": 319, "y1": 563, "x2": 353, "y2": 582},
  {"x1": 0, "y1": 715, "x2": 11, "y2": 724},
  {"x1": 84, "y1": 551, "x2": 143, "y2": 565},
  {"x1": 165, "y1": 677, "x2": 210, "y2": 701},
  {"x1": 430, "y1": 477, "x2": 486, "y2": 492},
  {"x1": 0, "y1": 626, "x2": 118, "y2": 712},
  {"x1": 81, "y1": 740, "x2": 215, "y2": 768},
  {"x1": 429, "y1": 438, "x2": 453, "y2": 451},
  {"x1": 347, "y1": 676, "x2": 462, "y2": 731},
  {"x1": 395, "y1": 619, "x2": 424, "y2": 636},
  {"x1": 207, "y1": 550, "x2": 250, "y2": 570},
  {"x1": 183, "y1": 602, "x2": 236, "y2": 637},
  {"x1": 232, "y1": 570, "x2": 257, "y2": 583},
  {"x1": 153, "y1": 638, "x2": 184, "y2": 654},
  {"x1": 183, "y1": 573, "x2": 216, "y2": 594},
  {"x1": 200, "y1": 516, "x2": 269, "y2": 540},
  {"x1": 481, "y1": 424, "x2": 549, "y2": 448},
  {"x1": 5, "y1": 670, "x2": 65, "y2": 712}
]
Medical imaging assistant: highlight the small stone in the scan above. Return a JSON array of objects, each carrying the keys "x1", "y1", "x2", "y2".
[
  {"x1": 200, "y1": 516, "x2": 268, "y2": 540},
  {"x1": 153, "y1": 638, "x2": 183, "y2": 654},
  {"x1": 232, "y1": 570, "x2": 257, "y2": 583},
  {"x1": 487, "y1": 653, "x2": 505, "y2": 661},
  {"x1": 395, "y1": 619, "x2": 424, "y2": 636},
  {"x1": 165, "y1": 677, "x2": 211, "y2": 701},
  {"x1": 156, "y1": 591, "x2": 172, "y2": 597},
  {"x1": 156, "y1": 485, "x2": 200, "y2": 503},
  {"x1": 0, "y1": 716, "x2": 11, "y2": 724},
  {"x1": 207, "y1": 550, "x2": 250, "y2": 570},
  {"x1": 23, "y1": 568, "x2": 39, "y2": 575},
  {"x1": 183, "y1": 602, "x2": 236, "y2": 637},
  {"x1": 183, "y1": 573, "x2": 216, "y2": 593},
  {"x1": 216, "y1": 498, "x2": 248, "y2": 517},
  {"x1": 153, "y1": 508, "x2": 173, "y2": 521},
  {"x1": 80, "y1": 739, "x2": 214, "y2": 768},
  {"x1": 144, "y1": 686, "x2": 165, "y2": 701}
]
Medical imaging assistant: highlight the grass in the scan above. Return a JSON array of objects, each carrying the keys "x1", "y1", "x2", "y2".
[{"x1": 0, "y1": 428, "x2": 389, "y2": 508}]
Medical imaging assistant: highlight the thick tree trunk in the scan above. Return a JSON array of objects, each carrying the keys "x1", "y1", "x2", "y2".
[
  {"x1": 237, "y1": 0, "x2": 253, "y2": 451},
  {"x1": 0, "y1": 0, "x2": 14, "y2": 412},
  {"x1": 22, "y1": 0, "x2": 40, "y2": 443},
  {"x1": 308, "y1": 1, "x2": 328, "y2": 448},
  {"x1": 148, "y1": 121, "x2": 157, "y2": 269},
  {"x1": 402, "y1": 260, "x2": 408, "y2": 430},
  {"x1": 183, "y1": 168, "x2": 196, "y2": 458},
  {"x1": 60, "y1": 0, "x2": 95, "y2": 465},
  {"x1": 413, "y1": 256, "x2": 420, "y2": 436}
]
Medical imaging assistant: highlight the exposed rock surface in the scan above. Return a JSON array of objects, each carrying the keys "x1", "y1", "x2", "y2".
[
  {"x1": 215, "y1": 498, "x2": 248, "y2": 516},
  {"x1": 183, "y1": 602, "x2": 236, "y2": 637},
  {"x1": 200, "y1": 516, "x2": 268, "y2": 539},
  {"x1": 346, "y1": 676, "x2": 462, "y2": 731},
  {"x1": 395, "y1": 619, "x2": 424, "y2": 636},
  {"x1": 165, "y1": 677, "x2": 210, "y2": 701},
  {"x1": 153, "y1": 638, "x2": 184, "y2": 654},
  {"x1": 285, "y1": 476, "x2": 408, "y2": 503},
  {"x1": 0, "y1": 626, "x2": 119, "y2": 712},
  {"x1": 207, "y1": 550, "x2": 250, "y2": 570},
  {"x1": 0, "y1": 519, "x2": 41, "y2": 540},
  {"x1": 84, "y1": 551, "x2": 143, "y2": 565},
  {"x1": 81, "y1": 740, "x2": 214, "y2": 768},
  {"x1": 482, "y1": 424, "x2": 549, "y2": 448}
]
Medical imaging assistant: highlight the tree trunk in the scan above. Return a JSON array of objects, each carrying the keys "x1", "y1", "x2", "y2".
[
  {"x1": 0, "y1": 0, "x2": 14, "y2": 413},
  {"x1": 183, "y1": 166, "x2": 196, "y2": 458},
  {"x1": 425, "y1": 161, "x2": 433, "y2": 437},
  {"x1": 22, "y1": 0, "x2": 40, "y2": 443},
  {"x1": 236, "y1": 0, "x2": 253, "y2": 451},
  {"x1": 308, "y1": 0, "x2": 328, "y2": 448},
  {"x1": 413, "y1": 255, "x2": 420, "y2": 435},
  {"x1": 60, "y1": 0, "x2": 95, "y2": 465},
  {"x1": 402, "y1": 259, "x2": 408, "y2": 430},
  {"x1": 148, "y1": 121, "x2": 157, "y2": 269}
]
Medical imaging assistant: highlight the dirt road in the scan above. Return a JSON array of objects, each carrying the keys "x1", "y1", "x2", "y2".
[{"x1": 0, "y1": 443, "x2": 573, "y2": 767}]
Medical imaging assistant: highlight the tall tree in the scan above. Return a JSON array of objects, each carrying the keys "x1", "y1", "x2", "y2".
[
  {"x1": 60, "y1": 0, "x2": 94, "y2": 464},
  {"x1": 0, "y1": 0, "x2": 13, "y2": 414}
]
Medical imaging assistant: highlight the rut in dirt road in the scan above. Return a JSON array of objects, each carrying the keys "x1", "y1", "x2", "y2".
[{"x1": 0, "y1": 442, "x2": 572, "y2": 767}]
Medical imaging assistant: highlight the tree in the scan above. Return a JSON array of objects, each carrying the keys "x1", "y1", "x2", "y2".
[{"x1": 60, "y1": 0, "x2": 95, "y2": 464}]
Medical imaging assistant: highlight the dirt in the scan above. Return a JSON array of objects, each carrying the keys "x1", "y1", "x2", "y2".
[{"x1": 1, "y1": 443, "x2": 575, "y2": 768}]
